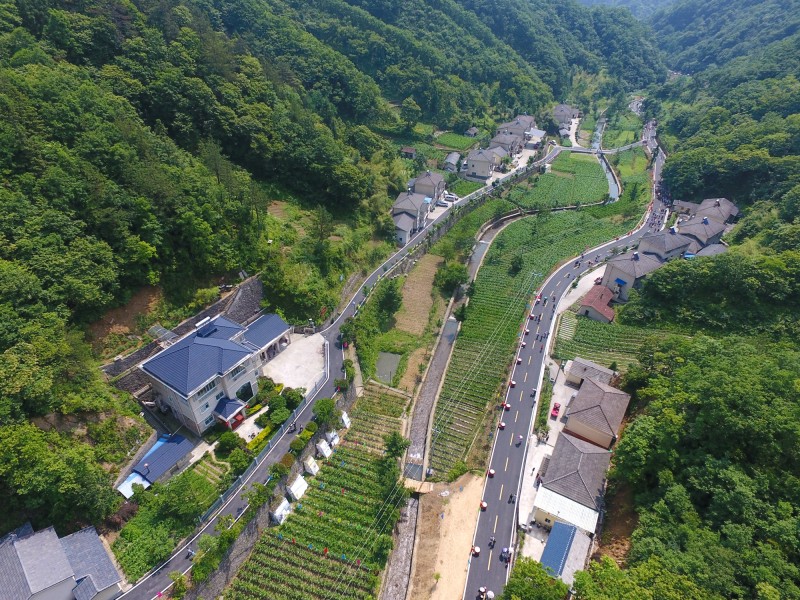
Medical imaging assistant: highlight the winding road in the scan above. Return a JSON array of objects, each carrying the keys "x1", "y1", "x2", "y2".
[
  {"x1": 462, "y1": 120, "x2": 665, "y2": 599},
  {"x1": 121, "y1": 136, "x2": 565, "y2": 600}
]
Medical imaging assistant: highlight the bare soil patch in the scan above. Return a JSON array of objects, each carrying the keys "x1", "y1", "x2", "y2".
[
  {"x1": 395, "y1": 254, "x2": 443, "y2": 336},
  {"x1": 267, "y1": 200, "x2": 290, "y2": 219},
  {"x1": 88, "y1": 286, "x2": 161, "y2": 348},
  {"x1": 399, "y1": 347, "x2": 427, "y2": 394},
  {"x1": 409, "y1": 473, "x2": 484, "y2": 600},
  {"x1": 595, "y1": 480, "x2": 637, "y2": 566}
]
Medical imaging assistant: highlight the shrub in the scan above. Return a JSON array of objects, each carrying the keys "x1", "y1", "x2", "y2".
[
  {"x1": 270, "y1": 462, "x2": 289, "y2": 479},
  {"x1": 334, "y1": 377, "x2": 349, "y2": 391},
  {"x1": 313, "y1": 397, "x2": 339, "y2": 426},
  {"x1": 283, "y1": 387, "x2": 305, "y2": 410},
  {"x1": 304, "y1": 421, "x2": 318, "y2": 434},
  {"x1": 216, "y1": 431, "x2": 243, "y2": 456},
  {"x1": 270, "y1": 407, "x2": 291, "y2": 426},
  {"x1": 434, "y1": 261, "x2": 468, "y2": 296},
  {"x1": 298, "y1": 430, "x2": 313, "y2": 444},
  {"x1": 228, "y1": 448, "x2": 251, "y2": 476},
  {"x1": 255, "y1": 412, "x2": 271, "y2": 429},
  {"x1": 289, "y1": 438, "x2": 306, "y2": 453},
  {"x1": 280, "y1": 453, "x2": 295, "y2": 469},
  {"x1": 247, "y1": 425, "x2": 274, "y2": 453},
  {"x1": 446, "y1": 460, "x2": 468, "y2": 482}
]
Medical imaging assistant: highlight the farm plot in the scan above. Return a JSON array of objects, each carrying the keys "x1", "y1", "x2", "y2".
[
  {"x1": 509, "y1": 152, "x2": 608, "y2": 210},
  {"x1": 347, "y1": 383, "x2": 409, "y2": 454},
  {"x1": 554, "y1": 310, "x2": 687, "y2": 369},
  {"x1": 227, "y1": 385, "x2": 410, "y2": 600},
  {"x1": 436, "y1": 132, "x2": 478, "y2": 151},
  {"x1": 428, "y1": 210, "x2": 639, "y2": 475}
]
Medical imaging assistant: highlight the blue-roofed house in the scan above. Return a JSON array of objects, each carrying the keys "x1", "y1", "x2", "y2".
[
  {"x1": 140, "y1": 313, "x2": 291, "y2": 434},
  {"x1": 0, "y1": 523, "x2": 122, "y2": 600},
  {"x1": 538, "y1": 521, "x2": 591, "y2": 585}
]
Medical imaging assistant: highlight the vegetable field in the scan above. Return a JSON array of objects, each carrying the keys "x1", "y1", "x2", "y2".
[
  {"x1": 508, "y1": 152, "x2": 608, "y2": 210},
  {"x1": 436, "y1": 131, "x2": 479, "y2": 151},
  {"x1": 428, "y1": 210, "x2": 639, "y2": 475},
  {"x1": 227, "y1": 385, "x2": 408, "y2": 600},
  {"x1": 554, "y1": 310, "x2": 686, "y2": 369},
  {"x1": 603, "y1": 112, "x2": 642, "y2": 148}
]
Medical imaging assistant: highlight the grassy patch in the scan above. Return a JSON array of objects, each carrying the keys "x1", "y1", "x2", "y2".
[
  {"x1": 603, "y1": 112, "x2": 642, "y2": 148},
  {"x1": 436, "y1": 132, "x2": 478, "y2": 151},
  {"x1": 450, "y1": 179, "x2": 484, "y2": 197}
]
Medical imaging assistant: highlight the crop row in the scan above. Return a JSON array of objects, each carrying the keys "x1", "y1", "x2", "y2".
[{"x1": 429, "y1": 209, "x2": 640, "y2": 474}]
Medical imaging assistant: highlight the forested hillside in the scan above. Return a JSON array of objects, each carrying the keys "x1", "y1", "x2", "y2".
[
  {"x1": 577, "y1": 0, "x2": 674, "y2": 19},
  {"x1": 0, "y1": 0, "x2": 662, "y2": 534},
  {"x1": 567, "y1": 4, "x2": 800, "y2": 599},
  {"x1": 651, "y1": 0, "x2": 800, "y2": 73}
]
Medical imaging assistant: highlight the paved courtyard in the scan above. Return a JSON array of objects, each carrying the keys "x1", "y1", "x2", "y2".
[{"x1": 262, "y1": 332, "x2": 326, "y2": 391}]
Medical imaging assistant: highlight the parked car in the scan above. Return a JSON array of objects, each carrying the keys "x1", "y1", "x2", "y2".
[
  {"x1": 436, "y1": 199, "x2": 449, "y2": 208},
  {"x1": 550, "y1": 403, "x2": 561, "y2": 419},
  {"x1": 594, "y1": 277, "x2": 603, "y2": 285}
]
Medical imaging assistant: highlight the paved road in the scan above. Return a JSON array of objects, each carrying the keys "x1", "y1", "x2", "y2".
[
  {"x1": 121, "y1": 144, "x2": 567, "y2": 600},
  {"x1": 463, "y1": 120, "x2": 666, "y2": 599}
]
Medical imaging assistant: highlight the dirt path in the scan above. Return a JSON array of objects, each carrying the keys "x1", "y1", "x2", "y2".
[{"x1": 408, "y1": 473, "x2": 484, "y2": 600}]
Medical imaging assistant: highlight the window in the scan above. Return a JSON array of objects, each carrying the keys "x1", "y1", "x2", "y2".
[
  {"x1": 197, "y1": 380, "x2": 217, "y2": 397},
  {"x1": 544, "y1": 518, "x2": 551, "y2": 524},
  {"x1": 204, "y1": 415, "x2": 215, "y2": 426},
  {"x1": 202, "y1": 402, "x2": 210, "y2": 412},
  {"x1": 229, "y1": 364, "x2": 246, "y2": 380},
  {"x1": 215, "y1": 390, "x2": 225, "y2": 401}
]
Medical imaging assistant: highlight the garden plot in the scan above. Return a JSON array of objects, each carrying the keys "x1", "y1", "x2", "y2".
[
  {"x1": 554, "y1": 310, "x2": 687, "y2": 370},
  {"x1": 509, "y1": 152, "x2": 608, "y2": 210},
  {"x1": 227, "y1": 384, "x2": 410, "y2": 600},
  {"x1": 428, "y1": 209, "x2": 647, "y2": 476}
]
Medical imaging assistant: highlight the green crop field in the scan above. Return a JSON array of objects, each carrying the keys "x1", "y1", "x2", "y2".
[
  {"x1": 554, "y1": 310, "x2": 688, "y2": 370},
  {"x1": 603, "y1": 112, "x2": 642, "y2": 148},
  {"x1": 449, "y1": 179, "x2": 484, "y2": 197},
  {"x1": 507, "y1": 152, "x2": 608, "y2": 210},
  {"x1": 428, "y1": 208, "x2": 643, "y2": 475},
  {"x1": 226, "y1": 385, "x2": 407, "y2": 600},
  {"x1": 436, "y1": 132, "x2": 479, "y2": 151}
]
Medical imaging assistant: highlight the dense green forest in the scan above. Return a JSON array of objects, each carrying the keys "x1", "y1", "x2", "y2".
[
  {"x1": 577, "y1": 0, "x2": 674, "y2": 20},
  {"x1": 0, "y1": 0, "x2": 663, "y2": 534},
  {"x1": 651, "y1": 0, "x2": 800, "y2": 73}
]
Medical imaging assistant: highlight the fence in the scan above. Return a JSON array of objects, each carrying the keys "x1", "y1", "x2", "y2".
[{"x1": 198, "y1": 340, "x2": 330, "y2": 524}]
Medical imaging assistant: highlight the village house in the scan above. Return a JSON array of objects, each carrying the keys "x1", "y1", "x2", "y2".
[
  {"x1": 465, "y1": 126, "x2": 480, "y2": 137},
  {"x1": 116, "y1": 433, "x2": 194, "y2": 498},
  {"x1": 553, "y1": 103, "x2": 580, "y2": 127},
  {"x1": 443, "y1": 152, "x2": 460, "y2": 172},
  {"x1": 677, "y1": 216, "x2": 726, "y2": 251},
  {"x1": 578, "y1": 285, "x2": 615, "y2": 323},
  {"x1": 140, "y1": 313, "x2": 292, "y2": 435},
  {"x1": 392, "y1": 189, "x2": 430, "y2": 245},
  {"x1": 532, "y1": 432, "x2": 611, "y2": 534},
  {"x1": 637, "y1": 228, "x2": 692, "y2": 261},
  {"x1": 601, "y1": 251, "x2": 662, "y2": 301},
  {"x1": 564, "y1": 378, "x2": 631, "y2": 449},
  {"x1": 695, "y1": 197, "x2": 739, "y2": 224},
  {"x1": 464, "y1": 148, "x2": 497, "y2": 179},
  {"x1": 0, "y1": 523, "x2": 123, "y2": 600},
  {"x1": 496, "y1": 114, "x2": 537, "y2": 139},
  {"x1": 400, "y1": 146, "x2": 417, "y2": 159},
  {"x1": 411, "y1": 170, "x2": 446, "y2": 202},
  {"x1": 490, "y1": 131, "x2": 524, "y2": 155},
  {"x1": 565, "y1": 357, "x2": 615, "y2": 387}
]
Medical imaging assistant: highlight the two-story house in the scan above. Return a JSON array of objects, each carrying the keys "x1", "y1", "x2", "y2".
[
  {"x1": 140, "y1": 313, "x2": 292, "y2": 435},
  {"x1": 490, "y1": 131, "x2": 524, "y2": 155},
  {"x1": 637, "y1": 228, "x2": 692, "y2": 261},
  {"x1": 392, "y1": 189, "x2": 430, "y2": 245},
  {"x1": 411, "y1": 170, "x2": 446, "y2": 202},
  {"x1": 496, "y1": 115, "x2": 536, "y2": 139},
  {"x1": 0, "y1": 523, "x2": 123, "y2": 600}
]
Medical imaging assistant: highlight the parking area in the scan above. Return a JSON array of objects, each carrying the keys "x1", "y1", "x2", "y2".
[{"x1": 262, "y1": 332, "x2": 326, "y2": 391}]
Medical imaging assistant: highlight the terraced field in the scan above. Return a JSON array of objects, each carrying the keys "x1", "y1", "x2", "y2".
[
  {"x1": 508, "y1": 152, "x2": 608, "y2": 210},
  {"x1": 227, "y1": 385, "x2": 408, "y2": 600},
  {"x1": 428, "y1": 210, "x2": 640, "y2": 475},
  {"x1": 554, "y1": 309, "x2": 687, "y2": 369}
]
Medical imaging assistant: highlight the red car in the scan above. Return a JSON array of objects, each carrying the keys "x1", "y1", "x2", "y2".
[{"x1": 550, "y1": 403, "x2": 561, "y2": 419}]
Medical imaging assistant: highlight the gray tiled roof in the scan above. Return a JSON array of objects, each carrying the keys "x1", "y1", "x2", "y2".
[
  {"x1": 568, "y1": 379, "x2": 630, "y2": 437},
  {"x1": 393, "y1": 191, "x2": 428, "y2": 213},
  {"x1": 638, "y1": 230, "x2": 692, "y2": 255},
  {"x1": 444, "y1": 152, "x2": 460, "y2": 164},
  {"x1": 467, "y1": 148, "x2": 495, "y2": 163},
  {"x1": 607, "y1": 251, "x2": 662, "y2": 278},
  {"x1": 696, "y1": 197, "x2": 738, "y2": 222},
  {"x1": 568, "y1": 358, "x2": 614, "y2": 385},
  {"x1": 542, "y1": 433, "x2": 611, "y2": 509},
  {"x1": 489, "y1": 146, "x2": 508, "y2": 158},
  {"x1": 14, "y1": 526, "x2": 73, "y2": 594},
  {"x1": 393, "y1": 212, "x2": 415, "y2": 232},
  {"x1": 491, "y1": 132, "x2": 522, "y2": 146},
  {"x1": 0, "y1": 531, "x2": 31, "y2": 600},
  {"x1": 73, "y1": 577, "x2": 100, "y2": 600},
  {"x1": 133, "y1": 434, "x2": 193, "y2": 483},
  {"x1": 678, "y1": 217, "x2": 726, "y2": 245},
  {"x1": 61, "y1": 527, "x2": 121, "y2": 594},
  {"x1": 695, "y1": 243, "x2": 728, "y2": 257},
  {"x1": 498, "y1": 115, "x2": 535, "y2": 132},
  {"x1": 415, "y1": 171, "x2": 444, "y2": 187}
]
